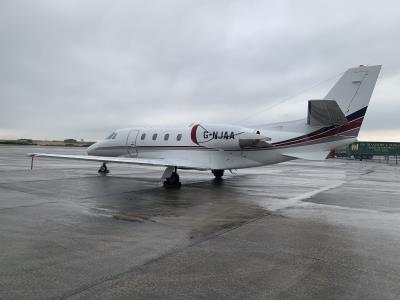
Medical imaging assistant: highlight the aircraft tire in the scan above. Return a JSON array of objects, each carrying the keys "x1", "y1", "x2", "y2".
[
  {"x1": 163, "y1": 172, "x2": 181, "y2": 188},
  {"x1": 98, "y1": 163, "x2": 109, "y2": 175}
]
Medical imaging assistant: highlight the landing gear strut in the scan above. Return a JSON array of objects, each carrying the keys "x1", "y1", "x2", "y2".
[
  {"x1": 163, "y1": 167, "x2": 181, "y2": 189},
  {"x1": 98, "y1": 162, "x2": 109, "y2": 175},
  {"x1": 212, "y1": 169, "x2": 224, "y2": 179}
]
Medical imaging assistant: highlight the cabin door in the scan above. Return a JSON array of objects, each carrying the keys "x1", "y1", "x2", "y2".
[{"x1": 126, "y1": 130, "x2": 139, "y2": 157}]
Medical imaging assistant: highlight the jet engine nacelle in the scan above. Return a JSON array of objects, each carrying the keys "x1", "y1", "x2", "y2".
[{"x1": 190, "y1": 124, "x2": 270, "y2": 150}]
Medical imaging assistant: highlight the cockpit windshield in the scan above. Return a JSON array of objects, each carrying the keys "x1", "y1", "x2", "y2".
[{"x1": 105, "y1": 132, "x2": 118, "y2": 139}]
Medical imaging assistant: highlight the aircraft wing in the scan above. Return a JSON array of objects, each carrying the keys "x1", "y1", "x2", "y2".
[{"x1": 28, "y1": 153, "x2": 206, "y2": 170}]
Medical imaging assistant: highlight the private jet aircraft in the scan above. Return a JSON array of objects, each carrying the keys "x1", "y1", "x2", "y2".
[{"x1": 29, "y1": 65, "x2": 381, "y2": 188}]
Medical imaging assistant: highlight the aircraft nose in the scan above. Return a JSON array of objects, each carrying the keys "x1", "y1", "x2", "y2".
[{"x1": 87, "y1": 143, "x2": 96, "y2": 155}]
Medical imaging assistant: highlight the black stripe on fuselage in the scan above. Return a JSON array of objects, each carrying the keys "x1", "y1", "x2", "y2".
[{"x1": 346, "y1": 106, "x2": 367, "y2": 121}]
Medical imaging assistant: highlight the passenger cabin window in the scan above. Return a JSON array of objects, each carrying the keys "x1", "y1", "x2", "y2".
[
  {"x1": 141, "y1": 133, "x2": 146, "y2": 140},
  {"x1": 164, "y1": 133, "x2": 169, "y2": 141},
  {"x1": 152, "y1": 133, "x2": 157, "y2": 140},
  {"x1": 177, "y1": 134, "x2": 182, "y2": 141}
]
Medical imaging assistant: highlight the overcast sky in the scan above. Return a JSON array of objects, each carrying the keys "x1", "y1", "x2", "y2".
[{"x1": 1, "y1": 0, "x2": 399, "y2": 141}]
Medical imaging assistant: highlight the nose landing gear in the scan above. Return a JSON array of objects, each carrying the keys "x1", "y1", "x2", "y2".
[{"x1": 98, "y1": 163, "x2": 109, "y2": 175}]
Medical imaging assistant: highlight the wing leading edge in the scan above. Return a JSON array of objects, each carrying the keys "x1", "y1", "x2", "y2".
[{"x1": 28, "y1": 153, "x2": 206, "y2": 170}]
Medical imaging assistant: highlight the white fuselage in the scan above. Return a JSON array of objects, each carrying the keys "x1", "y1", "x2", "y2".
[{"x1": 87, "y1": 124, "x2": 355, "y2": 170}]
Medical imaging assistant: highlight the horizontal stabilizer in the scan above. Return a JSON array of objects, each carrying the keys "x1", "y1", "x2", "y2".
[
  {"x1": 282, "y1": 151, "x2": 331, "y2": 161},
  {"x1": 307, "y1": 100, "x2": 347, "y2": 126}
]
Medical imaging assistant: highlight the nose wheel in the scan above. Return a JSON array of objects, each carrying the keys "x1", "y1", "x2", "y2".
[
  {"x1": 163, "y1": 171, "x2": 181, "y2": 189},
  {"x1": 98, "y1": 163, "x2": 109, "y2": 175}
]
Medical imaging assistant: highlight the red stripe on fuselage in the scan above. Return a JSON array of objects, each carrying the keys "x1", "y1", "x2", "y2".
[{"x1": 273, "y1": 117, "x2": 363, "y2": 148}]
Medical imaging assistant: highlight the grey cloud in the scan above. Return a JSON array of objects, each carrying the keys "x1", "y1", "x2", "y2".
[{"x1": 1, "y1": 0, "x2": 400, "y2": 140}]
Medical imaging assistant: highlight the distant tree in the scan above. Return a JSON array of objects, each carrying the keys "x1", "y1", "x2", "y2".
[
  {"x1": 64, "y1": 139, "x2": 77, "y2": 143},
  {"x1": 18, "y1": 139, "x2": 33, "y2": 144}
]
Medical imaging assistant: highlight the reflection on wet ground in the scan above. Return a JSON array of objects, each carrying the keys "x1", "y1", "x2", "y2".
[{"x1": 1, "y1": 146, "x2": 400, "y2": 299}]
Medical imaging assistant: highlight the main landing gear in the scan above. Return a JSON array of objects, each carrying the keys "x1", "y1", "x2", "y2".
[
  {"x1": 212, "y1": 169, "x2": 224, "y2": 179},
  {"x1": 163, "y1": 167, "x2": 181, "y2": 189},
  {"x1": 98, "y1": 162, "x2": 109, "y2": 175}
]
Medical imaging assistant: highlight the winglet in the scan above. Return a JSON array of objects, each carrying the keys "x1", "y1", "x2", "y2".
[{"x1": 30, "y1": 154, "x2": 35, "y2": 170}]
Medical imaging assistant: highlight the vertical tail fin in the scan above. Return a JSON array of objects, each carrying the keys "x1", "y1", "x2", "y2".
[
  {"x1": 324, "y1": 65, "x2": 381, "y2": 118},
  {"x1": 317, "y1": 64, "x2": 381, "y2": 141},
  {"x1": 261, "y1": 66, "x2": 382, "y2": 152},
  {"x1": 277, "y1": 66, "x2": 381, "y2": 159}
]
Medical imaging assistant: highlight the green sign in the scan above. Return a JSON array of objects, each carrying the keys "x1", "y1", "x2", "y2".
[{"x1": 349, "y1": 142, "x2": 400, "y2": 155}]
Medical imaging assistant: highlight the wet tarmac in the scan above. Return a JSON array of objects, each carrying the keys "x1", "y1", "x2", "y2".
[{"x1": 1, "y1": 146, "x2": 400, "y2": 299}]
